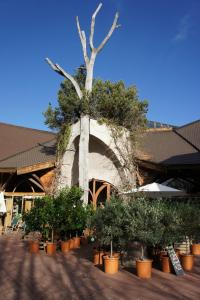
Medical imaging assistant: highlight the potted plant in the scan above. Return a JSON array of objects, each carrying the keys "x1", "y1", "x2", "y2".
[
  {"x1": 44, "y1": 195, "x2": 60, "y2": 255},
  {"x1": 91, "y1": 197, "x2": 126, "y2": 274},
  {"x1": 126, "y1": 196, "x2": 165, "y2": 279},
  {"x1": 69, "y1": 187, "x2": 88, "y2": 249},
  {"x1": 189, "y1": 202, "x2": 200, "y2": 255},
  {"x1": 158, "y1": 200, "x2": 182, "y2": 273},
  {"x1": 55, "y1": 187, "x2": 86, "y2": 253},
  {"x1": 23, "y1": 198, "x2": 46, "y2": 254},
  {"x1": 178, "y1": 201, "x2": 196, "y2": 271}
]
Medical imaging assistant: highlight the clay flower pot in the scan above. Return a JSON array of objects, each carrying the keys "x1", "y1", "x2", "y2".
[
  {"x1": 69, "y1": 238, "x2": 75, "y2": 250},
  {"x1": 73, "y1": 236, "x2": 81, "y2": 248},
  {"x1": 191, "y1": 244, "x2": 200, "y2": 255},
  {"x1": 104, "y1": 255, "x2": 119, "y2": 274},
  {"x1": 93, "y1": 250, "x2": 105, "y2": 265},
  {"x1": 46, "y1": 242, "x2": 57, "y2": 255},
  {"x1": 161, "y1": 255, "x2": 172, "y2": 273},
  {"x1": 61, "y1": 240, "x2": 70, "y2": 254},
  {"x1": 136, "y1": 259, "x2": 153, "y2": 279},
  {"x1": 29, "y1": 241, "x2": 39, "y2": 254},
  {"x1": 181, "y1": 254, "x2": 194, "y2": 271}
]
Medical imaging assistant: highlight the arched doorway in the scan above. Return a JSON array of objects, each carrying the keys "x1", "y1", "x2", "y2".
[{"x1": 88, "y1": 179, "x2": 117, "y2": 208}]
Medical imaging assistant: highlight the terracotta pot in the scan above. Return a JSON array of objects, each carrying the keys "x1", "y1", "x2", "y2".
[
  {"x1": 69, "y1": 238, "x2": 75, "y2": 250},
  {"x1": 61, "y1": 240, "x2": 70, "y2": 254},
  {"x1": 159, "y1": 250, "x2": 167, "y2": 260},
  {"x1": 181, "y1": 254, "x2": 194, "y2": 271},
  {"x1": 191, "y1": 244, "x2": 200, "y2": 255},
  {"x1": 175, "y1": 249, "x2": 181, "y2": 258},
  {"x1": 136, "y1": 259, "x2": 153, "y2": 279},
  {"x1": 161, "y1": 255, "x2": 172, "y2": 273},
  {"x1": 104, "y1": 256, "x2": 119, "y2": 274},
  {"x1": 73, "y1": 237, "x2": 81, "y2": 248},
  {"x1": 29, "y1": 241, "x2": 39, "y2": 254},
  {"x1": 46, "y1": 242, "x2": 56, "y2": 255},
  {"x1": 93, "y1": 251, "x2": 105, "y2": 265}
]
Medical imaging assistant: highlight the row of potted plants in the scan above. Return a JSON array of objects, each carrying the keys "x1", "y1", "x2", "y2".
[
  {"x1": 88, "y1": 196, "x2": 200, "y2": 278},
  {"x1": 23, "y1": 187, "x2": 90, "y2": 255}
]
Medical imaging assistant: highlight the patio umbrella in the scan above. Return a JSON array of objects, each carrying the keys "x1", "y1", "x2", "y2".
[
  {"x1": 123, "y1": 182, "x2": 185, "y2": 197},
  {"x1": 0, "y1": 192, "x2": 7, "y2": 213}
]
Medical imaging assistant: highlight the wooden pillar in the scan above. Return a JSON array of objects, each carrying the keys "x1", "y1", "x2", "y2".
[
  {"x1": 107, "y1": 183, "x2": 111, "y2": 201},
  {"x1": 4, "y1": 197, "x2": 13, "y2": 227}
]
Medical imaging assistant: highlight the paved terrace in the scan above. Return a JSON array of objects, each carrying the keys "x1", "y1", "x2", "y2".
[{"x1": 1, "y1": 233, "x2": 200, "y2": 300}]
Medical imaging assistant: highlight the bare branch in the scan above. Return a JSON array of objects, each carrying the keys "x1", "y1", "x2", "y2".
[
  {"x1": 97, "y1": 12, "x2": 119, "y2": 53},
  {"x1": 76, "y1": 16, "x2": 89, "y2": 65},
  {"x1": 45, "y1": 57, "x2": 63, "y2": 75},
  {"x1": 45, "y1": 58, "x2": 83, "y2": 99},
  {"x1": 89, "y1": 3, "x2": 103, "y2": 50}
]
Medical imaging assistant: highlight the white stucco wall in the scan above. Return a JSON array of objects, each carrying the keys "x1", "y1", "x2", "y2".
[{"x1": 58, "y1": 118, "x2": 126, "y2": 189}]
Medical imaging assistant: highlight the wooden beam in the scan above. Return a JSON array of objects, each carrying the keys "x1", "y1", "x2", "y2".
[
  {"x1": 4, "y1": 192, "x2": 45, "y2": 197},
  {"x1": 28, "y1": 178, "x2": 44, "y2": 191},
  {"x1": 17, "y1": 161, "x2": 55, "y2": 175},
  {"x1": 0, "y1": 168, "x2": 16, "y2": 173},
  {"x1": 138, "y1": 160, "x2": 164, "y2": 171}
]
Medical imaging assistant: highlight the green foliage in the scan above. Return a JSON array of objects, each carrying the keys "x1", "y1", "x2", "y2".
[
  {"x1": 125, "y1": 197, "x2": 165, "y2": 251},
  {"x1": 55, "y1": 186, "x2": 87, "y2": 237},
  {"x1": 57, "y1": 124, "x2": 71, "y2": 157},
  {"x1": 43, "y1": 66, "x2": 86, "y2": 130},
  {"x1": 178, "y1": 200, "x2": 200, "y2": 244},
  {"x1": 43, "y1": 67, "x2": 148, "y2": 158},
  {"x1": 90, "y1": 80, "x2": 148, "y2": 132},
  {"x1": 157, "y1": 200, "x2": 182, "y2": 248},
  {"x1": 91, "y1": 197, "x2": 127, "y2": 253},
  {"x1": 23, "y1": 198, "x2": 47, "y2": 235},
  {"x1": 23, "y1": 187, "x2": 89, "y2": 242}
]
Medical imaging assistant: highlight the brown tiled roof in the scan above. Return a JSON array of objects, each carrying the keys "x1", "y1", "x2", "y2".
[
  {"x1": 0, "y1": 138, "x2": 56, "y2": 169},
  {"x1": 175, "y1": 120, "x2": 200, "y2": 151},
  {"x1": 0, "y1": 122, "x2": 56, "y2": 161},
  {"x1": 140, "y1": 129, "x2": 200, "y2": 165}
]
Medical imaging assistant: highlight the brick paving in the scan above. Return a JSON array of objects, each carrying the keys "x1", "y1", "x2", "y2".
[{"x1": 0, "y1": 233, "x2": 200, "y2": 300}]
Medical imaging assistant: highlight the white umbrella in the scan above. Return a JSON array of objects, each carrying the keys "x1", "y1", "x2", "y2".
[
  {"x1": 123, "y1": 182, "x2": 184, "y2": 197},
  {"x1": 0, "y1": 192, "x2": 7, "y2": 213}
]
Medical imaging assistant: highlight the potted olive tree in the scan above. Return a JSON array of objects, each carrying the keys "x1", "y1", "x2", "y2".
[
  {"x1": 91, "y1": 197, "x2": 126, "y2": 274},
  {"x1": 126, "y1": 196, "x2": 164, "y2": 279},
  {"x1": 188, "y1": 202, "x2": 200, "y2": 256},
  {"x1": 178, "y1": 201, "x2": 197, "y2": 271},
  {"x1": 158, "y1": 200, "x2": 182, "y2": 273}
]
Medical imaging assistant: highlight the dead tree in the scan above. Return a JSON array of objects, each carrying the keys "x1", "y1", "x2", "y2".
[{"x1": 46, "y1": 3, "x2": 120, "y2": 204}]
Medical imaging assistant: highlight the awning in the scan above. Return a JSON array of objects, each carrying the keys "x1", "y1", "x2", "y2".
[{"x1": 123, "y1": 182, "x2": 185, "y2": 197}]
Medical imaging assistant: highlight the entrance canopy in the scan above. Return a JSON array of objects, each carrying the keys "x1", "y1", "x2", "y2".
[
  {"x1": 124, "y1": 182, "x2": 185, "y2": 197},
  {"x1": 0, "y1": 192, "x2": 7, "y2": 213}
]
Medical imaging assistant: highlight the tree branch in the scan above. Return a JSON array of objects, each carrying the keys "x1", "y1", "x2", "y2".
[
  {"x1": 45, "y1": 58, "x2": 83, "y2": 99},
  {"x1": 97, "y1": 11, "x2": 119, "y2": 53},
  {"x1": 76, "y1": 16, "x2": 89, "y2": 65},
  {"x1": 89, "y1": 3, "x2": 103, "y2": 51}
]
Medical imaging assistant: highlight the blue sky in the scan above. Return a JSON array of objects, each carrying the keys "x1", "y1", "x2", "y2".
[{"x1": 0, "y1": 0, "x2": 199, "y2": 130}]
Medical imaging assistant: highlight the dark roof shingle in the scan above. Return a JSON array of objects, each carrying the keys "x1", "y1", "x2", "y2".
[{"x1": 0, "y1": 122, "x2": 56, "y2": 161}]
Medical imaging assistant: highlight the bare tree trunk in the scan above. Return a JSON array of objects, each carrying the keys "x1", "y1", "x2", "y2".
[
  {"x1": 46, "y1": 3, "x2": 119, "y2": 204},
  {"x1": 79, "y1": 115, "x2": 90, "y2": 204}
]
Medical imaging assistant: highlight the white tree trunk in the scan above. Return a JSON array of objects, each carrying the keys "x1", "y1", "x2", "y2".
[
  {"x1": 79, "y1": 115, "x2": 90, "y2": 204},
  {"x1": 46, "y1": 4, "x2": 119, "y2": 204}
]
